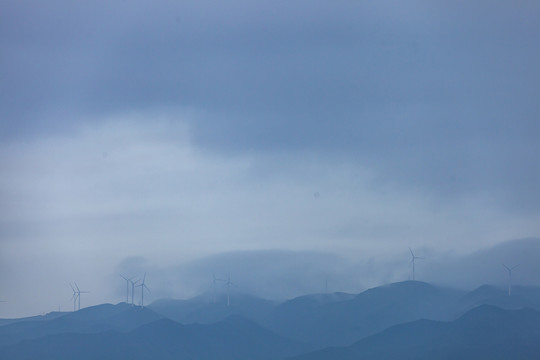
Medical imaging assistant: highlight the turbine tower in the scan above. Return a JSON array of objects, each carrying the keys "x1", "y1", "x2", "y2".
[
  {"x1": 409, "y1": 248, "x2": 424, "y2": 281},
  {"x1": 503, "y1": 264, "x2": 519, "y2": 296},
  {"x1": 120, "y1": 275, "x2": 133, "y2": 303},
  {"x1": 137, "y1": 273, "x2": 150, "y2": 307},
  {"x1": 70, "y1": 284, "x2": 78, "y2": 312},
  {"x1": 223, "y1": 272, "x2": 235, "y2": 306},
  {"x1": 74, "y1": 283, "x2": 89, "y2": 311},
  {"x1": 212, "y1": 273, "x2": 225, "y2": 303},
  {"x1": 129, "y1": 278, "x2": 139, "y2": 306}
]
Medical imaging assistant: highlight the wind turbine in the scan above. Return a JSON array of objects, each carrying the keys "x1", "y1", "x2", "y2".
[
  {"x1": 223, "y1": 272, "x2": 235, "y2": 306},
  {"x1": 409, "y1": 248, "x2": 424, "y2": 281},
  {"x1": 137, "y1": 273, "x2": 150, "y2": 307},
  {"x1": 120, "y1": 275, "x2": 133, "y2": 304},
  {"x1": 503, "y1": 264, "x2": 519, "y2": 296},
  {"x1": 74, "y1": 283, "x2": 89, "y2": 311},
  {"x1": 70, "y1": 283, "x2": 78, "y2": 312},
  {"x1": 212, "y1": 273, "x2": 225, "y2": 303},
  {"x1": 129, "y1": 278, "x2": 139, "y2": 306}
]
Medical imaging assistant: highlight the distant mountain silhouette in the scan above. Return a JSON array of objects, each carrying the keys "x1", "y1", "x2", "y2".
[
  {"x1": 4, "y1": 280, "x2": 540, "y2": 358},
  {"x1": 276, "y1": 292, "x2": 356, "y2": 309},
  {"x1": 0, "y1": 311, "x2": 67, "y2": 327},
  {"x1": 149, "y1": 292, "x2": 275, "y2": 325},
  {"x1": 263, "y1": 281, "x2": 465, "y2": 346},
  {"x1": 145, "y1": 281, "x2": 540, "y2": 348},
  {"x1": 292, "y1": 305, "x2": 540, "y2": 360},
  {"x1": 0, "y1": 315, "x2": 312, "y2": 360},
  {"x1": 0, "y1": 303, "x2": 161, "y2": 347},
  {"x1": 457, "y1": 284, "x2": 540, "y2": 314}
]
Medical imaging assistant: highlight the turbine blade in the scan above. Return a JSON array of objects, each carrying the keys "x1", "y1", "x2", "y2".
[{"x1": 409, "y1": 247, "x2": 414, "y2": 257}]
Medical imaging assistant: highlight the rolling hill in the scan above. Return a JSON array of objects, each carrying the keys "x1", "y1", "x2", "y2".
[
  {"x1": 291, "y1": 305, "x2": 540, "y2": 360},
  {"x1": 0, "y1": 302, "x2": 162, "y2": 347},
  {"x1": 0, "y1": 315, "x2": 312, "y2": 360},
  {"x1": 3, "y1": 281, "x2": 540, "y2": 358}
]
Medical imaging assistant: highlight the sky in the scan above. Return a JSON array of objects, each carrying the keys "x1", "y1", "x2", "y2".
[{"x1": 1, "y1": 0, "x2": 540, "y2": 317}]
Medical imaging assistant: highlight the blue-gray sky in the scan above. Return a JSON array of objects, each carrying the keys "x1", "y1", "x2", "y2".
[{"x1": 1, "y1": 0, "x2": 539, "y2": 317}]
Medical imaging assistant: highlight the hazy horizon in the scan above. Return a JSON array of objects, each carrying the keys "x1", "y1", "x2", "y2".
[{"x1": 1, "y1": 237, "x2": 540, "y2": 318}]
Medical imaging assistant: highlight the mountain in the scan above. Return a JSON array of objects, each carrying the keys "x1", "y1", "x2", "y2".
[
  {"x1": 457, "y1": 284, "x2": 540, "y2": 313},
  {"x1": 4, "y1": 280, "x2": 540, "y2": 357},
  {"x1": 149, "y1": 292, "x2": 276, "y2": 325},
  {"x1": 0, "y1": 311, "x2": 67, "y2": 327},
  {"x1": 264, "y1": 281, "x2": 465, "y2": 346},
  {"x1": 0, "y1": 315, "x2": 313, "y2": 360},
  {"x1": 148, "y1": 283, "x2": 468, "y2": 347},
  {"x1": 291, "y1": 305, "x2": 540, "y2": 360},
  {"x1": 274, "y1": 292, "x2": 356, "y2": 309},
  {"x1": 0, "y1": 302, "x2": 161, "y2": 347}
]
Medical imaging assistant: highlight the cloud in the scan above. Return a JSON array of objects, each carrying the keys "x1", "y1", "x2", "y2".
[
  {"x1": 1, "y1": 0, "x2": 539, "y2": 317},
  {"x1": 3, "y1": 115, "x2": 536, "y2": 262},
  {"x1": 423, "y1": 238, "x2": 540, "y2": 289},
  {"x1": 113, "y1": 238, "x2": 540, "y2": 304},
  {"x1": 2, "y1": 0, "x2": 539, "y2": 214}
]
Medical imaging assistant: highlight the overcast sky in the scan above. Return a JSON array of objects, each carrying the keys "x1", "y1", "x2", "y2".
[{"x1": 1, "y1": 0, "x2": 540, "y2": 317}]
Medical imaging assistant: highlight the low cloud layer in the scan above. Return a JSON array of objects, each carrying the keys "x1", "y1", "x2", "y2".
[
  {"x1": 116, "y1": 238, "x2": 540, "y2": 304},
  {"x1": 1, "y1": 117, "x2": 540, "y2": 317}
]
